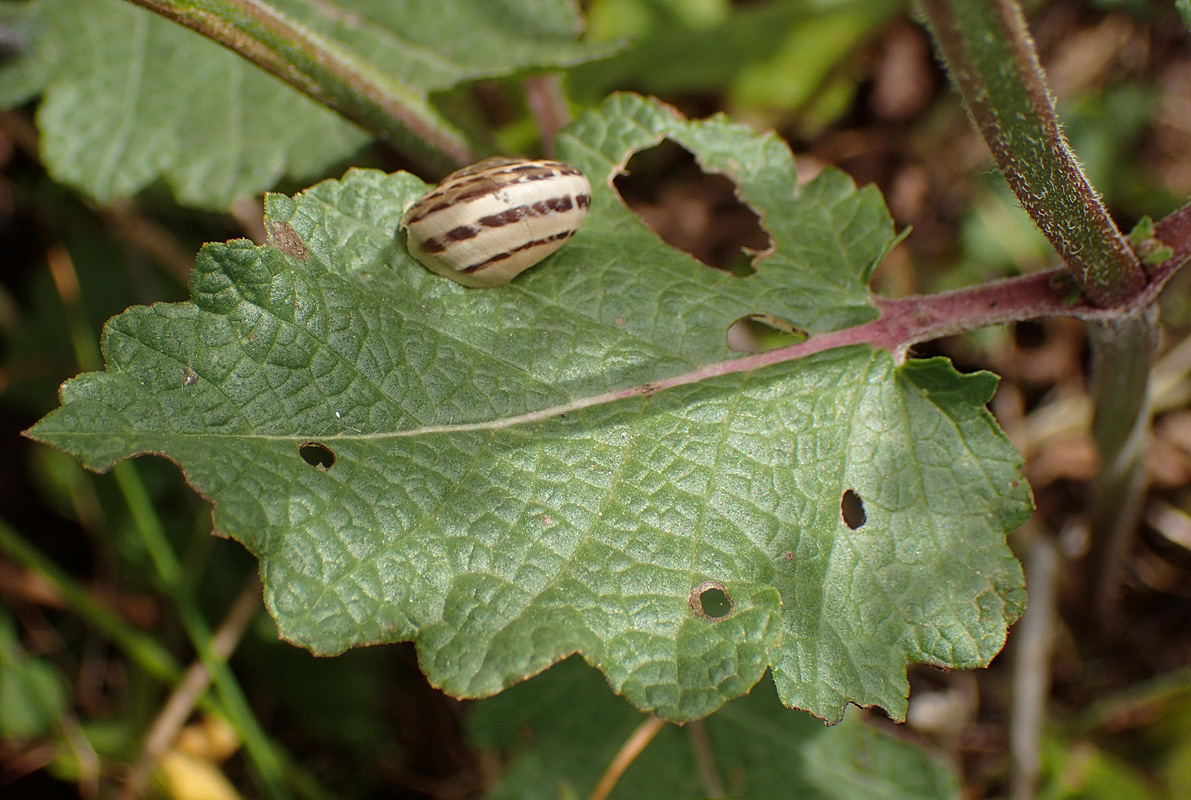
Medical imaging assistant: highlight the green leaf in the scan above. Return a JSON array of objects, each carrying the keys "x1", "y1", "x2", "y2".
[
  {"x1": 0, "y1": 0, "x2": 613, "y2": 209},
  {"x1": 0, "y1": 0, "x2": 55, "y2": 107},
  {"x1": 469, "y1": 657, "x2": 961, "y2": 800},
  {"x1": 1, "y1": 0, "x2": 362, "y2": 209},
  {"x1": 1040, "y1": 734, "x2": 1160, "y2": 800},
  {"x1": 27, "y1": 94, "x2": 1030, "y2": 723},
  {"x1": 1128, "y1": 215, "x2": 1174, "y2": 267},
  {"x1": 311, "y1": 0, "x2": 616, "y2": 89},
  {"x1": 0, "y1": 611, "x2": 69, "y2": 740},
  {"x1": 572, "y1": 0, "x2": 903, "y2": 118}
]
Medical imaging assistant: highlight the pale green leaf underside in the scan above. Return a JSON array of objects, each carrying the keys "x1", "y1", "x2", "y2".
[
  {"x1": 0, "y1": 0, "x2": 611, "y2": 209},
  {"x1": 28, "y1": 94, "x2": 1030, "y2": 723}
]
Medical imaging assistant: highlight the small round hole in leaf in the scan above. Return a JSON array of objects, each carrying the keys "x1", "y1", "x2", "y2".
[
  {"x1": 299, "y1": 441, "x2": 335, "y2": 470},
  {"x1": 727, "y1": 313, "x2": 808, "y2": 353},
  {"x1": 842, "y1": 489, "x2": 866, "y2": 529},
  {"x1": 688, "y1": 580, "x2": 733, "y2": 619},
  {"x1": 614, "y1": 139, "x2": 771, "y2": 276}
]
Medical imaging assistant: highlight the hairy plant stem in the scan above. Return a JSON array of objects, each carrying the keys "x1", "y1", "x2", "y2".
[
  {"x1": 918, "y1": 0, "x2": 1145, "y2": 306},
  {"x1": 919, "y1": 0, "x2": 1167, "y2": 627},
  {"x1": 123, "y1": 0, "x2": 473, "y2": 172}
]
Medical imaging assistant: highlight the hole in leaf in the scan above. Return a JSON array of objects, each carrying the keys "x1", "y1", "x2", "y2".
[
  {"x1": 842, "y1": 489, "x2": 866, "y2": 529},
  {"x1": 688, "y1": 580, "x2": 733, "y2": 619},
  {"x1": 727, "y1": 313, "x2": 808, "y2": 353},
  {"x1": 1013, "y1": 320, "x2": 1049, "y2": 349},
  {"x1": 299, "y1": 441, "x2": 336, "y2": 471},
  {"x1": 614, "y1": 139, "x2": 771, "y2": 276},
  {"x1": 1138, "y1": 504, "x2": 1191, "y2": 595}
]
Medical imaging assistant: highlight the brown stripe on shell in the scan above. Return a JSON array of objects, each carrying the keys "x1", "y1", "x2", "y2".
[
  {"x1": 406, "y1": 181, "x2": 521, "y2": 223},
  {"x1": 418, "y1": 224, "x2": 481, "y2": 254},
  {"x1": 445, "y1": 225, "x2": 479, "y2": 241},
  {"x1": 542, "y1": 196, "x2": 574, "y2": 213},
  {"x1": 419, "y1": 194, "x2": 580, "y2": 253},
  {"x1": 472, "y1": 194, "x2": 576, "y2": 229},
  {"x1": 477, "y1": 206, "x2": 532, "y2": 228},
  {"x1": 403, "y1": 177, "x2": 506, "y2": 224},
  {"x1": 459, "y1": 230, "x2": 578, "y2": 273},
  {"x1": 403, "y1": 161, "x2": 585, "y2": 225}
]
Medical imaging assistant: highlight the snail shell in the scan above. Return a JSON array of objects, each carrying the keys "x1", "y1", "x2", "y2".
[{"x1": 400, "y1": 157, "x2": 592, "y2": 287}]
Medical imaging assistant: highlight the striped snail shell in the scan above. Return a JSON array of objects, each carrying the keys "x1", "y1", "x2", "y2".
[{"x1": 400, "y1": 157, "x2": 592, "y2": 287}]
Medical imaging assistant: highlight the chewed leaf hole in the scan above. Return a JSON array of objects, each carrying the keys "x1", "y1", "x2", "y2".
[
  {"x1": 299, "y1": 441, "x2": 335, "y2": 471},
  {"x1": 842, "y1": 489, "x2": 866, "y2": 529},
  {"x1": 689, "y1": 580, "x2": 734, "y2": 619},
  {"x1": 727, "y1": 313, "x2": 808, "y2": 353},
  {"x1": 614, "y1": 139, "x2": 771, "y2": 276}
]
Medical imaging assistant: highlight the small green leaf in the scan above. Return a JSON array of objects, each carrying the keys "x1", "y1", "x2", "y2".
[
  {"x1": 1129, "y1": 215, "x2": 1157, "y2": 246},
  {"x1": 1142, "y1": 246, "x2": 1173, "y2": 267},
  {"x1": 1129, "y1": 215, "x2": 1174, "y2": 267},
  {"x1": 27, "y1": 94, "x2": 1030, "y2": 723},
  {"x1": 0, "y1": 613, "x2": 69, "y2": 740}
]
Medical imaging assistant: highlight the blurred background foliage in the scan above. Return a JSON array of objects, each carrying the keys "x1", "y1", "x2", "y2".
[{"x1": 3, "y1": 0, "x2": 1191, "y2": 797}]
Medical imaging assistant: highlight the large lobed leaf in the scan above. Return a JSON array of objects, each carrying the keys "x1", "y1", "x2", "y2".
[
  {"x1": 28, "y1": 94, "x2": 1031, "y2": 723},
  {"x1": 0, "y1": 0, "x2": 613, "y2": 209}
]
